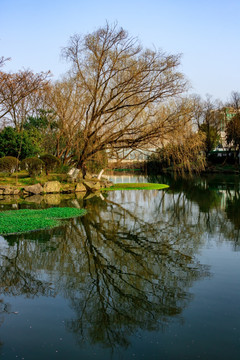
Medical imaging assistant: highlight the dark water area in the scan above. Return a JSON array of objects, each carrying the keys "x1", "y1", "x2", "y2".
[{"x1": 0, "y1": 174, "x2": 240, "y2": 359}]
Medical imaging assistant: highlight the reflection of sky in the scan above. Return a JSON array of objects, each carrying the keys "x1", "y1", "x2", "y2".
[
  {"x1": 218, "y1": 190, "x2": 236, "y2": 209},
  {"x1": 108, "y1": 186, "x2": 201, "y2": 226},
  {"x1": 106, "y1": 175, "x2": 148, "y2": 183},
  {"x1": 1, "y1": 177, "x2": 240, "y2": 358}
]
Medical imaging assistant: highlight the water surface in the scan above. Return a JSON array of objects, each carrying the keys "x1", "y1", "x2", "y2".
[{"x1": 0, "y1": 174, "x2": 240, "y2": 359}]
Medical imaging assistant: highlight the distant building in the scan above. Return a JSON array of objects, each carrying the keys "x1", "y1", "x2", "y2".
[{"x1": 108, "y1": 148, "x2": 155, "y2": 164}]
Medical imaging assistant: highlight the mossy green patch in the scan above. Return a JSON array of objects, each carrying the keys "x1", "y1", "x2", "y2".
[
  {"x1": 103, "y1": 183, "x2": 169, "y2": 191},
  {"x1": 0, "y1": 207, "x2": 87, "y2": 235},
  {"x1": 0, "y1": 171, "x2": 67, "y2": 187}
]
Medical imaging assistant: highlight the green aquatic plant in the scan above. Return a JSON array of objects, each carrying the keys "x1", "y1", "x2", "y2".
[
  {"x1": 0, "y1": 207, "x2": 87, "y2": 235},
  {"x1": 103, "y1": 183, "x2": 169, "y2": 191}
]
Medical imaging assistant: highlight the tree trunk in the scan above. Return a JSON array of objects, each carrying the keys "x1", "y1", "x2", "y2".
[
  {"x1": 77, "y1": 160, "x2": 87, "y2": 178},
  {"x1": 97, "y1": 169, "x2": 104, "y2": 180}
]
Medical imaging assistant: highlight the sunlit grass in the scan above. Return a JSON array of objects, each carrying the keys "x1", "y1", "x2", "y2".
[
  {"x1": 103, "y1": 183, "x2": 169, "y2": 191},
  {"x1": 0, "y1": 207, "x2": 87, "y2": 235},
  {"x1": 0, "y1": 171, "x2": 67, "y2": 186}
]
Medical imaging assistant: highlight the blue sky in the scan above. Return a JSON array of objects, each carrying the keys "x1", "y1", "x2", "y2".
[{"x1": 1, "y1": 0, "x2": 239, "y2": 101}]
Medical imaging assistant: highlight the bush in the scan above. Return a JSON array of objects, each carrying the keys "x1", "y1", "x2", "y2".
[
  {"x1": 21, "y1": 157, "x2": 44, "y2": 177},
  {"x1": 55, "y1": 164, "x2": 71, "y2": 174},
  {"x1": 40, "y1": 154, "x2": 60, "y2": 175},
  {"x1": 0, "y1": 156, "x2": 19, "y2": 175}
]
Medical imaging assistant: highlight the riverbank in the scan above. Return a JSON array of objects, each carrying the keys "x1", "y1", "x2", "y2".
[
  {"x1": 203, "y1": 163, "x2": 240, "y2": 174},
  {"x1": 0, "y1": 171, "x2": 113, "y2": 196}
]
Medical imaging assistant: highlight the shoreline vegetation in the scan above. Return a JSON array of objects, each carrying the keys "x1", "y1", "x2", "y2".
[
  {"x1": 0, "y1": 175, "x2": 169, "y2": 235},
  {"x1": 0, "y1": 170, "x2": 170, "y2": 195}
]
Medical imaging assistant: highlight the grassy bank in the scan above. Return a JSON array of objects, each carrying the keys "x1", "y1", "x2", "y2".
[{"x1": 0, "y1": 171, "x2": 67, "y2": 186}]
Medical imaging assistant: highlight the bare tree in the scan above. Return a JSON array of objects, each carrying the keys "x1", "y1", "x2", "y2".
[
  {"x1": 227, "y1": 91, "x2": 240, "y2": 110},
  {"x1": 226, "y1": 113, "x2": 240, "y2": 152},
  {"x1": 0, "y1": 69, "x2": 50, "y2": 130},
  {"x1": 54, "y1": 23, "x2": 187, "y2": 173},
  {"x1": 191, "y1": 94, "x2": 223, "y2": 153},
  {"x1": 45, "y1": 78, "x2": 86, "y2": 163},
  {"x1": 0, "y1": 56, "x2": 10, "y2": 68}
]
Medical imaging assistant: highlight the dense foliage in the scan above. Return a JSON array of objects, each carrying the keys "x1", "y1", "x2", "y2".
[
  {"x1": 0, "y1": 156, "x2": 19, "y2": 174},
  {"x1": 40, "y1": 154, "x2": 60, "y2": 175},
  {"x1": 199, "y1": 123, "x2": 220, "y2": 154},
  {"x1": 21, "y1": 157, "x2": 44, "y2": 177},
  {"x1": 0, "y1": 126, "x2": 41, "y2": 159}
]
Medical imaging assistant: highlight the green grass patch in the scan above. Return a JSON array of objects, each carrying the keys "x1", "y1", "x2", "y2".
[
  {"x1": 0, "y1": 207, "x2": 87, "y2": 235},
  {"x1": 0, "y1": 171, "x2": 67, "y2": 187},
  {"x1": 103, "y1": 183, "x2": 169, "y2": 191}
]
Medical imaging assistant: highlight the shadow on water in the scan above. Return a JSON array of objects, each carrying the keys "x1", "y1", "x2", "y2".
[
  {"x1": 61, "y1": 194, "x2": 210, "y2": 349},
  {"x1": 0, "y1": 189, "x2": 210, "y2": 351},
  {"x1": 0, "y1": 174, "x2": 240, "y2": 352},
  {"x1": 149, "y1": 173, "x2": 240, "y2": 248}
]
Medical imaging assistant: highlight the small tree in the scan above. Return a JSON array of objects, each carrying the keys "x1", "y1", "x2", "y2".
[
  {"x1": 21, "y1": 157, "x2": 44, "y2": 177},
  {"x1": 226, "y1": 114, "x2": 240, "y2": 150},
  {"x1": 0, "y1": 156, "x2": 19, "y2": 175},
  {"x1": 226, "y1": 113, "x2": 240, "y2": 154},
  {"x1": 192, "y1": 95, "x2": 222, "y2": 155},
  {"x1": 40, "y1": 154, "x2": 60, "y2": 175},
  {"x1": 199, "y1": 123, "x2": 220, "y2": 153}
]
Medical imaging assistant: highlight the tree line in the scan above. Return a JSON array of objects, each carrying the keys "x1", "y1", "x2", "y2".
[{"x1": 0, "y1": 24, "x2": 239, "y2": 176}]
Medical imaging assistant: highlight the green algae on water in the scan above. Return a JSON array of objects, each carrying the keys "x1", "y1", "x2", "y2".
[
  {"x1": 0, "y1": 207, "x2": 87, "y2": 235},
  {"x1": 103, "y1": 183, "x2": 169, "y2": 191}
]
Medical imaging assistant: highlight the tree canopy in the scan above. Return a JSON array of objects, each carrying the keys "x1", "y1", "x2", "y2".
[
  {"x1": 0, "y1": 68, "x2": 50, "y2": 131},
  {"x1": 2, "y1": 24, "x2": 238, "y2": 174},
  {"x1": 226, "y1": 113, "x2": 240, "y2": 151},
  {"x1": 47, "y1": 23, "x2": 188, "y2": 171},
  {"x1": 0, "y1": 126, "x2": 41, "y2": 159}
]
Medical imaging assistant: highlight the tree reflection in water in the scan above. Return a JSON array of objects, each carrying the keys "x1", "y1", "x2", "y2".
[
  {"x1": 56, "y1": 191, "x2": 209, "y2": 349},
  {"x1": 1, "y1": 181, "x2": 229, "y2": 350}
]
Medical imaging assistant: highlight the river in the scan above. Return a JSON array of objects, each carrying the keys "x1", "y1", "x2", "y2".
[{"x1": 0, "y1": 174, "x2": 240, "y2": 359}]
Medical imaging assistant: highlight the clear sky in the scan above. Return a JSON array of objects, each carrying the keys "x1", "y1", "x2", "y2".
[{"x1": 1, "y1": 0, "x2": 239, "y2": 102}]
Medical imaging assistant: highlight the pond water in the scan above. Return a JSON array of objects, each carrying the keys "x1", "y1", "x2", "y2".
[{"x1": 0, "y1": 174, "x2": 240, "y2": 359}]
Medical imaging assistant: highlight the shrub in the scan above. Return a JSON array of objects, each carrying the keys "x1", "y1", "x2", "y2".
[
  {"x1": 55, "y1": 164, "x2": 71, "y2": 174},
  {"x1": 0, "y1": 156, "x2": 19, "y2": 175},
  {"x1": 40, "y1": 154, "x2": 60, "y2": 175},
  {"x1": 21, "y1": 157, "x2": 44, "y2": 177}
]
